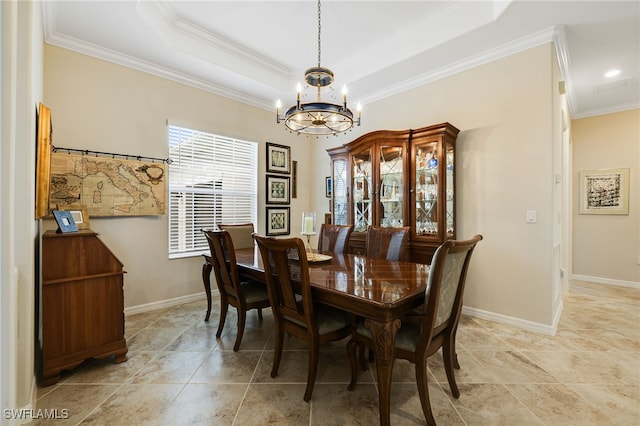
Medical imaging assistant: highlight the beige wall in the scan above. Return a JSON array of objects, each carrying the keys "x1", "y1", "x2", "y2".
[
  {"x1": 572, "y1": 110, "x2": 640, "y2": 284},
  {"x1": 43, "y1": 44, "x2": 312, "y2": 309},
  {"x1": 313, "y1": 44, "x2": 561, "y2": 328},
  {"x1": 45, "y1": 42, "x2": 574, "y2": 329},
  {"x1": 1, "y1": 0, "x2": 42, "y2": 416}
]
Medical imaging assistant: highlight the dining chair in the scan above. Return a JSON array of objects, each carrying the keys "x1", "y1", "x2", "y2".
[
  {"x1": 317, "y1": 224, "x2": 353, "y2": 254},
  {"x1": 253, "y1": 234, "x2": 352, "y2": 402},
  {"x1": 365, "y1": 225, "x2": 411, "y2": 261},
  {"x1": 346, "y1": 234, "x2": 483, "y2": 425},
  {"x1": 218, "y1": 223, "x2": 255, "y2": 249},
  {"x1": 202, "y1": 229, "x2": 270, "y2": 351}
]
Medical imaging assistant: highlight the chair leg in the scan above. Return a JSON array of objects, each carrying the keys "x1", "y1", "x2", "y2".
[
  {"x1": 303, "y1": 340, "x2": 320, "y2": 402},
  {"x1": 415, "y1": 357, "x2": 436, "y2": 426},
  {"x1": 257, "y1": 308, "x2": 263, "y2": 321},
  {"x1": 346, "y1": 339, "x2": 359, "y2": 391},
  {"x1": 271, "y1": 325, "x2": 284, "y2": 378},
  {"x1": 216, "y1": 298, "x2": 229, "y2": 338},
  {"x1": 233, "y1": 307, "x2": 246, "y2": 352},
  {"x1": 442, "y1": 343, "x2": 460, "y2": 398}
]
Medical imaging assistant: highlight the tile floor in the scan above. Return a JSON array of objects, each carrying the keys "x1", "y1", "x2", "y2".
[{"x1": 35, "y1": 280, "x2": 639, "y2": 425}]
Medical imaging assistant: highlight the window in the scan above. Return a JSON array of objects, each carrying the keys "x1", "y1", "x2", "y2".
[{"x1": 168, "y1": 125, "x2": 258, "y2": 258}]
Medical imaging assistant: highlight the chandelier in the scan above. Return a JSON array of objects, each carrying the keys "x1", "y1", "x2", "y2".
[{"x1": 276, "y1": 0, "x2": 361, "y2": 136}]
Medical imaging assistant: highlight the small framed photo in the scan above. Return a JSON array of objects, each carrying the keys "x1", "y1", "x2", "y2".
[
  {"x1": 266, "y1": 207, "x2": 290, "y2": 236},
  {"x1": 68, "y1": 208, "x2": 90, "y2": 230},
  {"x1": 266, "y1": 142, "x2": 291, "y2": 174},
  {"x1": 579, "y1": 168, "x2": 629, "y2": 215},
  {"x1": 325, "y1": 177, "x2": 332, "y2": 198},
  {"x1": 292, "y1": 160, "x2": 298, "y2": 198},
  {"x1": 266, "y1": 175, "x2": 290, "y2": 204},
  {"x1": 52, "y1": 210, "x2": 78, "y2": 233}
]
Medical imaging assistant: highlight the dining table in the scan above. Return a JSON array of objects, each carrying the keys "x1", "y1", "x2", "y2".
[{"x1": 201, "y1": 247, "x2": 430, "y2": 426}]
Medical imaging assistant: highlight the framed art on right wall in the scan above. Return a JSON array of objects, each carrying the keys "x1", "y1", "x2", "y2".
[{"x1": 579, "y1": 168, "x2": 629, "y2": 215}]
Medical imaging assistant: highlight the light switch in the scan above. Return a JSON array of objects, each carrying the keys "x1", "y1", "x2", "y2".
[{"x1": 526, "y1": 210, "x2": 537, "y2": 223}]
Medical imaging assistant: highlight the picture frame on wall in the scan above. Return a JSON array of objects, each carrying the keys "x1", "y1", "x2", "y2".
[
  {"x1": 292, "y1": 160, "x2": 298, "y2": 198},
  {"x1": 35, "y1": 102, "x2": 52, "y2": 220},
  {"x1": 579, "y1": 168, "x2": 629, "y2": 215},
  {"x1": 266, "y1": 142, "x2": 291, "y2": 174},
  {"x1": 266, "y1": 207, "x2": 290, "y2": 236},
  {"x1": 325, "y1": 177, "x2": 332, "y2": 198},
  {"x1": 266, "y1": 175, "x2": 290, "y2": 204}
]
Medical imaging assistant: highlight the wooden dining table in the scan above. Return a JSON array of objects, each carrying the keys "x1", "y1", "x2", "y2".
[{"x1": 201, "y1": 247, "x2": 430, "y2": 426}]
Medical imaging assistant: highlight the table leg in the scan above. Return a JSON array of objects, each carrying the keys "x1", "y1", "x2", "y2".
[
  {"x1": 364, "y1": 318, "x2": 401, "y2": 426},
  {"x1": 201, "y1": 257, "x2": 213, "y2": 322}
]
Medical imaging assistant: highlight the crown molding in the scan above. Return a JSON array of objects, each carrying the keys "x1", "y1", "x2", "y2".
[
  {"x1": 359, "y1": 26, "x2": 565, "y2": 106},
  {"x1": 136, "y1": 0, "x2": 292, "y2": 90},
  {"x1": 45, "y1": 30, "x2": 272, "y2": 110},
  {"x1": 571, "y1": 101, "x2": 640, "y2": 120}
]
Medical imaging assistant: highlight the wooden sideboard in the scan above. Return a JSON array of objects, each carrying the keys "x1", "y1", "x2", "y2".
[{"x1": 40, "y1": 229, "x2": 128, "y2": 386}]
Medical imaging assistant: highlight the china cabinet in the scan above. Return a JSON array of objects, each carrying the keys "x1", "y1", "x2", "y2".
[{"x1": 327, "y1": 123, "x2": 459, "y2": 263}]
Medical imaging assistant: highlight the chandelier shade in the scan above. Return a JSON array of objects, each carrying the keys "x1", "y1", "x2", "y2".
[{"x1": 276, "y1": 0, "x2": 361, "y2": 136}]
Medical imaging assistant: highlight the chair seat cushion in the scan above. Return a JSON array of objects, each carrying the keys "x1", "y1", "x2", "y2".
[
  {"x1": 316, "y1": 305, "x2": 351, "y2": 334},
  {"x1": 355, "y1": 320, "x2": 422, "y2": 352},
  {"x1": 240, "y1": 280, "x2": 269, "y2": 303}
]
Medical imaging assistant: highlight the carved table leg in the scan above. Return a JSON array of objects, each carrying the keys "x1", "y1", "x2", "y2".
[
  {"x1": 202, "y1": 256, "x2": 213, "y2": 322},
  {"x1": 365, "y1": 318, "x2": 401, "y2": 426}
]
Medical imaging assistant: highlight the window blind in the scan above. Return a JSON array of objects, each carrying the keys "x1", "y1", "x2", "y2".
[{"x1": 168, "y1": 125, "x2": 258, "y2": 258}]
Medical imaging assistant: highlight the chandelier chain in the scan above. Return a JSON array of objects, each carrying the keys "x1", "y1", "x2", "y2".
[{"x1": 317, "y1": 0, "x2": 321, "y2": 68}]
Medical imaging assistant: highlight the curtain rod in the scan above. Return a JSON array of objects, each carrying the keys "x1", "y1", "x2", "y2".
[{"x1": 52, "y1": 146, "x2": 172, "y2": 164}]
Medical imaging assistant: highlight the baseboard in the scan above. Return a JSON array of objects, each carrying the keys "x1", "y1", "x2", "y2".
[
  {"x1": 124, "y1": 292, "x2": 208, "y2": 316},
  {"x1": 571, "y1": 274, "x2": 640, "y2": 290},
  {"x1": 461, "y1": 305, "x2": 557, "y2": 336}
]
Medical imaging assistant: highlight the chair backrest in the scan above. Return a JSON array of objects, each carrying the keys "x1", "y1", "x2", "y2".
[
  {"x1": 218, "y1": 223, "x2": 255, "y2": 249},
  {"x1": 253, "y1": 235, "x2": 315, "y2": 331},
  {"x1": 365, "y1": 226, "x2": 411, "y2": 261},
  {"x1": 203, "y1": 229, "x2": 243, "y2": 299},
  {"x1": 421, "y1": 235, "x2": 483, "y2": 343},
  {"x1": 317, "y1": 224, "x2": 354, "y2": 254}
]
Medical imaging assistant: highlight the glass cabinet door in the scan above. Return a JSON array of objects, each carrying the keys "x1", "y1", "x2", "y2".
[
  {"x1": 379, "y1": 145, "x2": 404, "y2": 227},
  {"x1": 445, "y1": 141, "x2": 455, "y2": 236},
  {"x1": 352, "y1": 148, "x2": 372, "y2": 232},
  {"x1": 414, "y1": 141, "x2": 439, "y2": 235},
  {"x1": 332, "y1": 158, "x2": 348, "y2": 225}
]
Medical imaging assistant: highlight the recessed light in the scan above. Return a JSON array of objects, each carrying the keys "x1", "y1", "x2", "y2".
[{"x1": 604, "y1": 69, "x2": 621, "y2": 78}]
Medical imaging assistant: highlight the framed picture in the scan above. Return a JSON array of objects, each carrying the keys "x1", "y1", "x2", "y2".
[
  {"x1": 292, "y1": 160, "x2": 298, "y2": 198},
  {"x1": 324, "y1": 213, "x2": 332, "y2": 225},
  {"x1": 68, "y1": 208, "x2": 90, "y2": 230},
  {"x1": 266, "y1": 175, "x2": 290, "y2": 204},
  {"x1": 266, "y1": 207, "x2": 290, "y2": 236},
  {"x1": 325, "y1": 177, "x2": 332, "y2": 198},
  {"x1": 579, "y1": 168, "x2": 629, "y2": 215},
  {"x1": 35, "y1": 103, "x2": 52, "y2": 220},
  {"x1": 52, "y1": 210, "x2": 78, "y2": 233},
  {"x1": 266, "y1": 142, "x2": 291, "y2": 174}
]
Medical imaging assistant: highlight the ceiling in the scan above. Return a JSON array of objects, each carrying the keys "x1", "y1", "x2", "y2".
[{"x1": 43, "y1": 1, "x2": 639, "y2": 119}]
